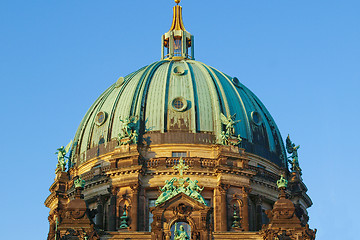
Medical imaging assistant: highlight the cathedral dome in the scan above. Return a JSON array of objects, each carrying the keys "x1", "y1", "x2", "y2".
[
  {"x1": 71, "y1": 59, "x2": 287, "y2": 167},
  {"x1": 46, "y1": 2, "x2": 315, "y2": 238}
]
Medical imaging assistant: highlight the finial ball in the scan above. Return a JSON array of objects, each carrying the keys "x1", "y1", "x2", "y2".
[{"x1": 175, "y1": 0, "x2": 181, "y2": 5}]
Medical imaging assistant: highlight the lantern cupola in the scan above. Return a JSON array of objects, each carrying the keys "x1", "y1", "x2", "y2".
[{"x1": 161, "y1": 0, "x2": 194, "y2": 60}]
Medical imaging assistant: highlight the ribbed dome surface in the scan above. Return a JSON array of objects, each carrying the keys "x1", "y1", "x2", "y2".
[{"x1": 71, "y1": 60, "x2": 287, "y2": 167}]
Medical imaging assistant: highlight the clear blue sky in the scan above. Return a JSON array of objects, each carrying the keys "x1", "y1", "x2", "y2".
[{"x1": 1, "y1": 0, "x2": 359, "y2": 239}]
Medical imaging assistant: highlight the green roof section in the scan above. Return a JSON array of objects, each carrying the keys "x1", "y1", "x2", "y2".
[{"x1": 71, "y1": 60, "x2": 287, "y2": 167}]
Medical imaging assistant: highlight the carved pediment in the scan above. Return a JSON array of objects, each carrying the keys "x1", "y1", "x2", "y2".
[{"x1": 154, "y1": 192, "x2": 208, "y2": 211}]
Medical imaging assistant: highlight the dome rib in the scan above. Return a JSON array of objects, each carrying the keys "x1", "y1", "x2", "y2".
[
  {"x1": 184, "y1": 61, "x2": 199, "y2": 133},
  {"x1": 106, "y1": 65, "x2": 148, "y2": 142}
]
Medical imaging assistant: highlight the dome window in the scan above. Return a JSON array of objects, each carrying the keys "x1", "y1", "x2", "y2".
[
  {"x1": 232, "y1": 77, "x2": 241, "y2": 88},
  {"x1": 173, "y1": 66, "x2": 186, "y2": 75},
  {"x1": 171, "y1": 97, "x2": 188, "y2": 112},
  {"x1": 115, "y1": 77, "x2": 125, "y2": 88},
  {"x1": 251, "y1": 111, "x2": 262, "y2": 126},
  {"x1": 95, "y1": 111, "x2": 107, "y2": 126}
]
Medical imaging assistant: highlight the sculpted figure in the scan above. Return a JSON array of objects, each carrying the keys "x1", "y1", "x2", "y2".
[
  {"x1": 56, "y1": 140, "x2": 72, "y2": 172},
  {"x1": 174, "y1": 223, "x2": 190, "y2": 240},
  {"x1": 220, "y1": 131, "x2": 228, "y2": 145},
  {"x1": 186, "y1": 179, "x2": 206, "y2": 205},
  {"x1": 119, "y1": 115, "x2": 139, "y2": 144},
  {"x1": 220, "y1": 113, "x2": 241, "y2": 136},
  {"x1": 155, "y1": 177, "x2": 177, "y2": 205},
  {"x1": 286, "y1": 135, "x2": 302, "y2": 173}
]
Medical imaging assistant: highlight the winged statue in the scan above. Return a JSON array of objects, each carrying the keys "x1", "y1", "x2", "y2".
[
  {"x1": 286, "y1": 135, "x2": 301, "y2": 173},
  {"x1": 119, "y1": 115, "x2": 139, "y2": 138},
  {"x1": 56, "y1": 140, "x2": 73, "y2": 172},
  {"x1": 220, "y1": 113, "x2": 241, "y2": 136}
]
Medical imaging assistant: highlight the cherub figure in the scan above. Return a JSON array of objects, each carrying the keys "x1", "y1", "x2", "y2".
[
  {"x1": 286, "y1": 135, "x2": 302, "y2": 174},
  {"x1": 56, "y1": 140, "x2": 73, "y2": 172}
]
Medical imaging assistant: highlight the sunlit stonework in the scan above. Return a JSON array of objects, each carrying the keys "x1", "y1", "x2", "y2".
[{"x1": 45, "y1": 1, "x2": 316, "y2": 239}]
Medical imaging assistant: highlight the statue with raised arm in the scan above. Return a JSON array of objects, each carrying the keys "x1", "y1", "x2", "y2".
[
  {"x1": 155, "y1": 177, "x2": 177, "y2": 205},
  {"x1": 286, "y1": 135, "x2": 302, "y2": 174},
  {"x1": 174, "y1": 223, "x2": 189, "y2": 240},
  {"x1": 56, "y1": 140, "x2": 72, "y2": 172},
  {"x1": 220, "y1": 113, "x2": 241, "y2": 136},
  {"x1": 186, "y1": 179, "x2": 206, "y2": 205},
  {"x1": 118, "y1": 115, "x2": 139, "y2": 144}
]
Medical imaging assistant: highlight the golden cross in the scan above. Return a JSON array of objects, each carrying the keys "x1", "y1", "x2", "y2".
[{"x1": 173, "y1": 157, "x2": 189, "y2": 177}]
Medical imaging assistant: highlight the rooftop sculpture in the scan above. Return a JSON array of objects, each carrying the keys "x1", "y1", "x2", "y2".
[
  {"x1": 155, "y1": 158, "x2": 207, "y2": 206},
  {"x1": 286, "y1": 135, "x2": 302, "y2": 174},
  {"x1": 55, "y1": 140, "x2": 72, "y2": 172},
  {"x1": 220, "y1": 113, "x2": 242, "y2": 146},
  {"x1": 118, "y1": 115, "x2": 139, "y2": 145}
]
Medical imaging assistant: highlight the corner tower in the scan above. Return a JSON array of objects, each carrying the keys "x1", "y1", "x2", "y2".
[{"x1": 45, "y1": 1, "x2": 316, "y2": 240}]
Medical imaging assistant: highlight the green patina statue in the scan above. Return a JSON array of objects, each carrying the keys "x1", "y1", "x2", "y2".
[
  {"x1": 174, "y1": 223, "x2": 190, "y2": 240},
  {"x1": 220, "y1": 113, "x2": 242, "y2": 146},
  {"x1": 221, "y1": 113, "x2": 241, "y2": 136},
  {"x1": 286, "y1": 135, "x2": 302, "y2": 174},
  {"x1": 155, "y1": 158, "x2": 207, "y2": 206},
  {"x1": 55, "y1": 140, "x2": 72, "y2": 172},
  {"x1": 231, "y1": 204, "x2": 241, "y2": 229},
  {"x1": 119, "y1": 205, "x2": 129, "y2": 229},
  {"x1": 74, "y1": 176, "x2": 86, "y2": 189},
  {"x1": 118, "y1": 115, "x2": 139, "y2": 145},
  {"x1": 277, "y1": 175, "x2": 288, "y2": 189}
]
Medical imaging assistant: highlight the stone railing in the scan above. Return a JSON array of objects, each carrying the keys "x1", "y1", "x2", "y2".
[
  {"x1": 144, "y1": 157, "x2": 217, "y2": 168},
  {"x1": 248, "y1": 165, "x2": 278, "y2": 183}
]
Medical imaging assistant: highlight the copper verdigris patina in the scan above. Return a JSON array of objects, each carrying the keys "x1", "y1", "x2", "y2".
[
  {"x1": 286, "y1": 135, "x2": 302, "y2": 174},
  {"x1": 220, "y1": 113, "x2": 242, "y2": 146},
  {"x1": 155, "y1": 158, "x2": 207, "y2": 206},
  {"x1": 174, "y1": 222, "x2": 190, "y2": 240},
  {"x1": 55, "y1": 140, "x2": 72, "y2": 172}
]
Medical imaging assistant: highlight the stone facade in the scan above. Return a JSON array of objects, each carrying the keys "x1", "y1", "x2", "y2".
[{"x1": 45, "y1": 143, "x2": 316, "y2": 239}]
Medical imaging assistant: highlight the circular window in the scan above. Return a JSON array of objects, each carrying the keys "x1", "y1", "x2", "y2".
[
  {"x1": 173, "y1": 66, "x2": 186, "y2": 75},
  {"x1": 171, "y1": 97, "x2": 188, "y2": 112},
  {"x1": 115, "y1": 77, "x2": 124, "y2": 88},
  {"x1": 251, "y1": 111, "x2": 262, "y2": 125},
  {"x1": 96, "y1": 111, "x2": 107, "y2": 126},
  {"x1": 232, "y1": 77, "x2": 241, "y2": 87}
]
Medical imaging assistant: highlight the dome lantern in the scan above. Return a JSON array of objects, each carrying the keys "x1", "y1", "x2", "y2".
[{"x1": 161, "y1": 0, "x2": 194, "y2": 60}]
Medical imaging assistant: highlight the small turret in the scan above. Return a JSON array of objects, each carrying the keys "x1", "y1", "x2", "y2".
[{"x1": 161, "y1": 0, "x2": 194, "y2": 60}]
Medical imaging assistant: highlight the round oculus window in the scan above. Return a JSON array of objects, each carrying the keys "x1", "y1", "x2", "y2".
[
  {"x1": 96, "y1": 111, "x2": 107, "y2": 126},
  {"x1": 171, "y1": 97, "x2": 187, "y2": 112},
  {"x1": 115, "y1": 77, "x2": 124, "y2": 88},
  {"x1": 251, "y1": 111, "x2": 262, "y2": 125},
  {"x1": 232, "y1": 77, "x2": 241, "y2": 87},
  {"x1": 173, "y1": 66, "x2": 186, "y2": 75}
]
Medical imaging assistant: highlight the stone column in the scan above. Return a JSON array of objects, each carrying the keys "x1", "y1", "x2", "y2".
[
  {"x1": 214, "y1": 183, "x2": 230, "y2": 231},
  {"x1": 107, "y1": 187, "x2": 117, "y2": 231},
  {"x1": 255, "y1": 195, "x2": 263, "y2": 231},
  {"x1": 130, "y1": 183, "x2": 140, "y2": 231},
  {"x1": 96, "y1": 196, "x2": 104, "y2": 229},
  {"x1": 241, "y1": 187, "x2": 251, "y2": 231}
]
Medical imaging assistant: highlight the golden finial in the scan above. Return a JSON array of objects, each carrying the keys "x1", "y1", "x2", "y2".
[{"x1": 175, "y1": 0, "x2": 181, "y2": 5}]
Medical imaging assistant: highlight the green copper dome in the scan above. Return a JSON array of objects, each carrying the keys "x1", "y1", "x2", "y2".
[{"x1": 70, "y1": 59, "x2": 287, "y2": 167}]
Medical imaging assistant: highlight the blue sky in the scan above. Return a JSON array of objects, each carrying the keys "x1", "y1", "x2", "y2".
[{"x1": 1, "y1": 0, "x2": 359, "y2": 239}]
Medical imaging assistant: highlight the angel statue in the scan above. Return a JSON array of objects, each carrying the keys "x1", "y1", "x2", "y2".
[
  {"x1": 56, "y1": 140, "x2": 73, "y2": 172},
  {"x1": 220, "y1": 113, "x2": 241, "y2": 136},
  {"x1": 174, "y1": 223, "x2": 190, "y2": 240},
  {"x1": 286, "y1": 135, "x2": 302, "y2": 174},
  {"x1": 119, "y1": 115, "x2": 139, "y2": 139}
]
